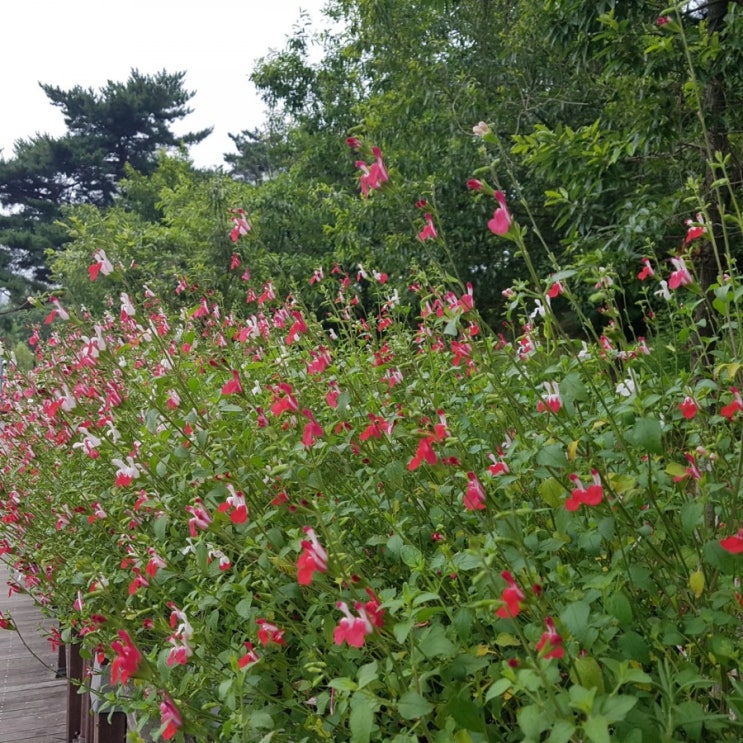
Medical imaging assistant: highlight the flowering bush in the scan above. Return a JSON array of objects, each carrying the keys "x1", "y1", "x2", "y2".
[{"x1": 1, "y1": 134, "x2": 743, "y2": 743}]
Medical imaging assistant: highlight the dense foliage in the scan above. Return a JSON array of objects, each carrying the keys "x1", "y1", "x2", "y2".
[
  {"x1": 1, "y1": 2, "x2": 743, "y2": 742},
  {"x1": 0, "y1": 69, "x2": 209, "y2": 305}
]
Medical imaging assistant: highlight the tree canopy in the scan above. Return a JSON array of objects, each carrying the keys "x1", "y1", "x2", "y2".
[{"x1": 0, "y1": 69, "x2": 210, "y2": 305}]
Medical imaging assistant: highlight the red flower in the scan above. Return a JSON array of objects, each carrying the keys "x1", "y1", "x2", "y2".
[
  {"x1": 547, "y1": 281, "x2": 563, "y2": 299},
  {"x1": 678, "y1": 396, "x2": 698, "y2": 420},
  {"x1": 88, "y1": 249, "x2": 114, "y2": 282},
  {"x1": 496, "y1": 571, "x2": 525, "y2": 619},
  {"x1": 221, "y1": 370, "x2": 243, "y2": 395},
  {"x1": 256, "y1": 618, "x2": 287, "y2": 647},
  {"x1": 238, "y1": 641, "x2": 259, "y2": 668},
  {"x1": 110, "y1": 630, "x2": 141, "y2": 685},
  {"x1": 537, "y1": 381, "x2": 562, "y2": 414},
  {"x1": 418, "y1": 213, "x2": 438, "y2": 241},
  {"x1": 356, "y1": 147, "x2": 389, "y2": 197},
  {"x1": 333, "y1": 601, "x2": 373, "y2": 648},
  {"x1": 301, "y1": 409, "x2": 324, "y2": 448},
  {"x1": 186, "y1": 500, "x2": 212, "y2": 538},
  {"x1": 217, "y1": 484, "x2": 249, "y2": 524},
  {"x1": 637, "y1": 258, "x2": 655, "y2": 281},
  {"x1": 487, "y1": 191, "x2": 512, "y2": 236},
  {"x1": 362, "y1": 588, "x2": 385, "y2": 628},
  {"x1": 229, "y1": 208, "x2": 251, "y2": 242},
  {"x1": 720, "y1": 529, "x2": 743, "y2": 554},
  {"x1": 297, "y1": 527, "x2": 328, "y2": 585},
  {"x1": 464, "y1": 471, "x2": 487, "y2": 511},
  {"x1": 684, "y1": 213, "x2": 706, "y2": 244},
  {"x1": 407, "y1": 436, "x2": 438, "y2": 471},
  {"x1": 159, "y1": 694, "x2": 182, "y2": 740},
  {"x1": 565, "y1": 470, "x2": 604, "y2": 511},
  {"x1": 668, "y1": 257, "x2": 693, "y2": 290},
  {"x1": 536, "y1": 616, "x2": 564, "y2": 659},
  {"x1": 721, "y1": 388, "x2": 743, "y2": 419}
]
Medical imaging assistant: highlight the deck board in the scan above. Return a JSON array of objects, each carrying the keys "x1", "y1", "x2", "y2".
[{"x1": 0, "y1": 561, "x2": 66, "y2": 743}]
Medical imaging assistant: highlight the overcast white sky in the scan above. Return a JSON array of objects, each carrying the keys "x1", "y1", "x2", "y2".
[{"x1": 0, "y1": 0, "x2": 330, "y2": 169}]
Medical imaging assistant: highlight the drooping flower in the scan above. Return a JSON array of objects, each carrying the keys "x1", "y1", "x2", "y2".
[
  {"x1": 487, "y1": 191, "x2": 512, "y2": 236},
  {"x1": 110, "y1": 630, "x2": 141, "y2": 685},
  {"x1": 496, "y1": 571, "x2": 525, "y2": 619},
  {"x1": 565, "y1": 470, "x2": 604, "y2": 511},
  {"x1": 721, "y1": 388, "x2": 743, "y2": 419},
  {"x1": 464, "y1": 471, "x2": 487, "y2": 511},
  {"x1": 472, "y1": 121, "x2": 490, "y2": 137},
  {"x1": 684, "y1": 213, "x2": 706, "y2": 244},
  {"x1": 333, "y1": 601, "x2": 373, "y2": 648},
  {"x1": 536, "y1": 616, "x2": 564, "y2": 659},
  {"x1": 238, "y1": 641, "x2": 260, "y2": 668},
  {"x1": 720, "y1": 529, "x2": 743, "y2": 554},
  {"x1": 145, "y1": 548, "x2": 166, "y2": 578},
  {"x1": 362, "y1": 588, "x2": 385, "y2": 628},
  {"x1": 185, "y1": 500, "x2": 212, "y2": 538},
  {"x1": 418, "y1": 213, "x2": 438, "y2": 241},
  {"x1": 256, "y1": 618, "x2": 287, "y2": 647},
  {"x1": 668, "y1": 257, "x2": 693, "y2": 290},
  {"x1": 537, "y1": 381, "x2": 562, "y2": 414},
  {"x1": 221, "y1": 370, "x2": 243, "y2": 396},
  {"x1": 547, "y1": 280, "x2": 563, "y2": 300},
  {"x1": 678, "y1": 396, "x2": 698, "y2": 420},
  {"x1": 637, "y1": 258, "x2": 655, "y2": 281},
  {"x1": 356, "y1": 147, "x2": 389, "y2": 197},
  {"x1": 120, "y1": 292, "x2": 136, "y2": 319},
  {"x1": 159, "y1": 694, "x2": 182, "y2": 740},
  {"x1": 301, "y1": 409, "x2": 324, "y2": 448},
  {"x1": 297, "y1": 527, "x2": 328, "y2": 585},
  {"x1": 230, "y1": 208, "x2": 251, "y2": 242},
  {"x1": 673, "y1": 452, "x2": 702, "y2": 482},
  {"x1": 88, "y1": 248, "x2": 114, "y2": 281},
  {"x1": 217, "y1": 484, "x2": 249, "y2": 524},
  {"x1": 112, "y1": 456, "x2": 140, "y2": 487}
]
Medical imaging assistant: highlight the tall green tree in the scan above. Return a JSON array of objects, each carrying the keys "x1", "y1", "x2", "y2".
[{"x1": 0, "y1": 69, "x2": 211, "y2": 304}]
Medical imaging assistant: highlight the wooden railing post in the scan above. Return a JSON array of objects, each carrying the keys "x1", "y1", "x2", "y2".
[
  {"x1": 94, "y1": 711, "x2": 127, "y2": 742},
  {"x1": 66, "y1": 642, "x2": 83, "y2": 743}
]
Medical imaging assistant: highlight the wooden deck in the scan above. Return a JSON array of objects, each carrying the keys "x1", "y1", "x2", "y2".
[{"x1": 0, "y1": 561, "x2": 66, "y2": 743}]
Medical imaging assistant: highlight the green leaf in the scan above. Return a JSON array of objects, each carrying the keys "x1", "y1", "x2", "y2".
[
  {"x1": 518, "y1": 704, "x2": 550, "y2": 739},
  {"x1": 419, "y1": 624, "x2": 456, "y2": 659},
  {"x1": 536, "y1": 444, "x2": 566, "y2": 468},
  {"x1": 485, "y1": 677, "x2": 512, "y2": 701},
  {"x1": 680, "y1": 501, "x2": 704, "y2": 535},
  {"x1": 584, "y1": 715, "x2": 610, "y2": 743},
  {"x1": 400, "y1": 544, "x2": 423, "y2": 568},
  {"x1": 357, "y1": 661, "x2": 378, "y2": 689},
  {"x1": 605, "y1": 593, "x2": 633, "y2": 626},
  {"x1": 601, "y1": 694, "x2": 637, "y2": 723},
  {"x1": 350, "y1": 695, "x2": 375, "y2": 743},
  {"x1": 329, "y1": 677, "x2": 358, "y2": 692},
  {"x1": 627, "y1": 417, "x2": 662, "y2": 454},
  {"x1": 560, "y1": 601, "x2": 590, "y2": 643},
  {"x1": 547, "y1": 720, "x2": 576, "y2": 743},
  {"x1": 573, "y1": 656, "x2": 605, "y2": 693},
  {"x1": 235, "y1": 598, "x2": 253, "y2": 620},
  {"x1": 394, "y1": 620, "x2": 414, "y2": 644},
  {"x1": 398, "y1": 691, "x2": 434, "y2": 719}
]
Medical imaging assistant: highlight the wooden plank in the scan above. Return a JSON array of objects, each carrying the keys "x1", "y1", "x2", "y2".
[{"x1": 0, "y1": 561, "x2": 67, "y2": 743}]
